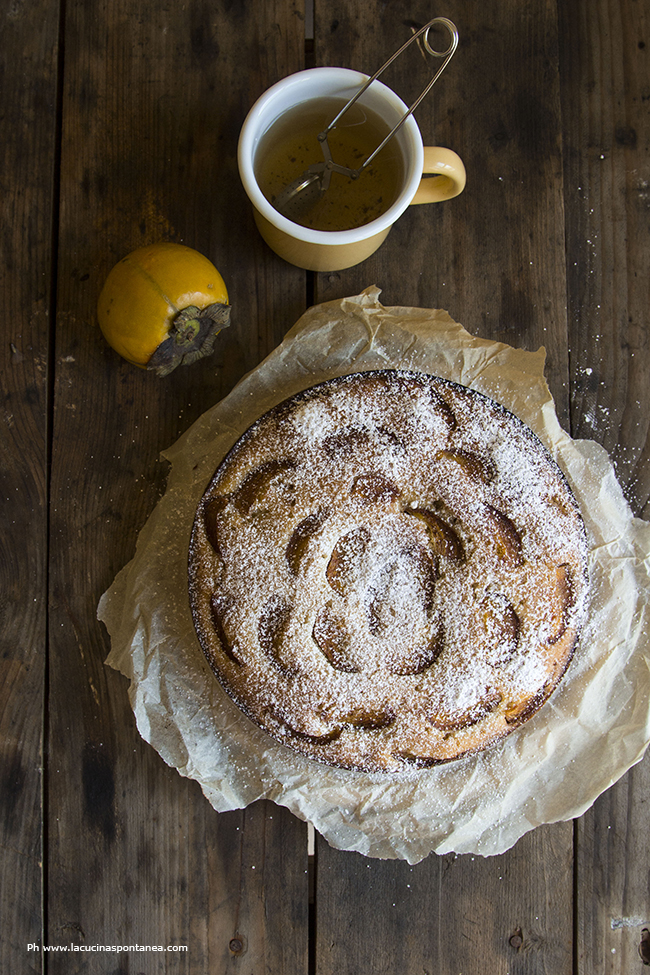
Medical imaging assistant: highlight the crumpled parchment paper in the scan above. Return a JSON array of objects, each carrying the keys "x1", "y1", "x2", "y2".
[{"x1": 98, "y1": 287, "x2": 650, "y2": 863}]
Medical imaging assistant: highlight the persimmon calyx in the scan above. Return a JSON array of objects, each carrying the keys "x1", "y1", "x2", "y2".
[{"x1": 148, "y1": 302, "x2": 231, "y2": 376}]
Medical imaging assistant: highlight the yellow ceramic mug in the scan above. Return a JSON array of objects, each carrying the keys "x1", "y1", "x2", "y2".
[{"x1": 238, "y1": 67, "x2": 465, "y2": 272}]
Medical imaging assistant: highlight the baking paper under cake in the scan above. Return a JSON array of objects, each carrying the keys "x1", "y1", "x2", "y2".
[{"x1": 188, "y1": 370, "x2": 589, "y2": 773}]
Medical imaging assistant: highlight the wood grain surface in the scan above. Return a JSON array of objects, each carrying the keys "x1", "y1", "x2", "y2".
[
  {"x1": 1, "y1": 0, "x2": 648, "y2": 972},
  {"x1": 560, "y1": 3, "x2": 650, "y2": 974},
  {"x1": 0, "y1": 0, "x2": 58, "y2": 967}
]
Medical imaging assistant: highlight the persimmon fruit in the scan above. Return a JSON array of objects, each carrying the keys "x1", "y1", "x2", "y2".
[{"x1": 97, "y1": 242, "x2": 231, "y2": 375}]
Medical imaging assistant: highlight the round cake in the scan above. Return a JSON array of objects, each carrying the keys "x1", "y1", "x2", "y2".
[{"x1": 188, "y1": 370, "x2": 589, "y2": 773}]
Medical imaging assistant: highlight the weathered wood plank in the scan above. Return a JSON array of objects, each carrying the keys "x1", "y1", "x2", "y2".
[
  {"x1": 560, "y1": 0, "x2": 650, "y2": 971},
  {"x1": 0, "y1": 0, "x2": 59, "y2": 966},
  {"x1": 311, "y1": 2, "x2": 575, "y2": 972},
  {"x1": 46, "y1": 0, "x2": 308, "y2": 969},
  {"x1": 314, "y1": 0, "x2": 571, "y2": 420},
  {"x1": 576, "y1": 759, "x2": 650, "y2": 974},
  {"x1": 316, "y1": 823, "x2": 573, "y2": 975},
  {"x1": 560, "y1": 0, "x2": 650, "y2": 517}
]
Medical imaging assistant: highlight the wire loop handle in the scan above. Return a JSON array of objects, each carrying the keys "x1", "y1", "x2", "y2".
[{"x1": 321, "y1": 17, "x2": 458, "y2": 174}]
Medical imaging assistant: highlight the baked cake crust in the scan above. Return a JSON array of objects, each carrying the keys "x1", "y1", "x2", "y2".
[{"x1": 188, "y1": 370, "x2": 589, "y2": 773}]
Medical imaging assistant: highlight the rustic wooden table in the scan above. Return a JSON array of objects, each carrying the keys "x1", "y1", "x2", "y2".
[{"x1": 2, "y1": 0, "x2": 649, "y2": 971}]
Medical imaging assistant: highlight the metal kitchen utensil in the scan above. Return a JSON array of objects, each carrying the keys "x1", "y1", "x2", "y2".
[{"x1": 272, "y1": 17, "x2": 459, "y2": 221}]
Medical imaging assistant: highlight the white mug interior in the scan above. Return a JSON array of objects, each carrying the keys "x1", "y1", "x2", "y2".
[{"x1": 238, "y1": 67, "x2": 424, "y2": 245}]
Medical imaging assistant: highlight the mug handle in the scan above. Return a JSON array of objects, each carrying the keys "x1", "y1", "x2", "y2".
[{"x1": 410, "y1": 147, "x2": 466, "y2": 204}]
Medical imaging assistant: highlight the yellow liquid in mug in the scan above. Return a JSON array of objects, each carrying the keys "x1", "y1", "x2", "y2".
[{"x1": 254, "y1": 96, "x2": 406, "y2": 232}]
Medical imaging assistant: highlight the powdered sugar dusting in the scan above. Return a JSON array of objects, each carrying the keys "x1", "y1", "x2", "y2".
[{"x1": 189, "y1": 370, "x2": 590, "y2": 772}]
